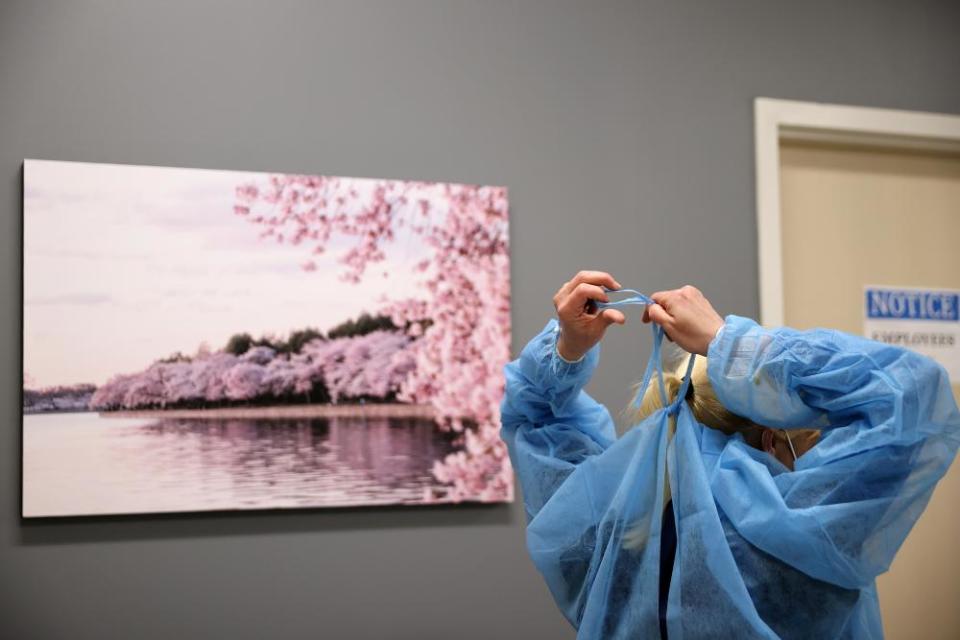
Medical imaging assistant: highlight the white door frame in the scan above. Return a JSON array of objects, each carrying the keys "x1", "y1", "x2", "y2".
[{"x1": 754, "y1": 98, "x2": 960, "y2": 326}]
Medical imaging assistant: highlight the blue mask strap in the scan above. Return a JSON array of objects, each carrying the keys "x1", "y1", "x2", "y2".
[
  {"x1": 595, "y1": 288, "x2": 655, "y2": 310},
  {"x1": 631, "y1": 325, "x2": 664, "y2": 410},
  {"x1": 668, "y1": 353, "x2": 697, "y2": 416},
  {"x1": 650, "y1": 324, "x2": 669, "y2": 407},
  {"x1": 602, "y1": 288, "x2": 694, "y2": 415},
  {"x1": 599, "y1": 288, "x2": 668, "y2": 410}
]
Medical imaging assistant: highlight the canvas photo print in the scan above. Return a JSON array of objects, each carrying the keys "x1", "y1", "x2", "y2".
[{"x1": 22, "y1": 159, "x2": 512, "y2": 517}]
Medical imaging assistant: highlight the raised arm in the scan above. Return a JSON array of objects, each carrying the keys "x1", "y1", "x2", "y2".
[
  {"x1": 500, "y1": 272, "x2": 639, "y2": 628},
  {"x1": 706, "y1": 314, "x2": 960, "y2": 588},
  {"x1": 500, "y1": 317, "x2": 616, "y2": 522},
  {"x1": 500, "y1": 270, "x2": 625, "y2": 521}
]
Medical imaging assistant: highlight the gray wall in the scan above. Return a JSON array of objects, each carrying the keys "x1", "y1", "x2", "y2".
[{"x1": 2, "y1": 1, "x2": 958, "y2": 638}]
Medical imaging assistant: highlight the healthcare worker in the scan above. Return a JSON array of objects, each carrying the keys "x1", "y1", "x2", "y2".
[{"x1": 500, "y1": 271, "x2": 960, "y2": 639}]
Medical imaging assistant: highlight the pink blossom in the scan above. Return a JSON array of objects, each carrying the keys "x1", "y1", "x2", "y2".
[
  {"x1": 224, "y1": 362, "x2": 266, "y2": 401},
  {"x1": 234, "y1": 174, "x2": 513, "y2": 502}
]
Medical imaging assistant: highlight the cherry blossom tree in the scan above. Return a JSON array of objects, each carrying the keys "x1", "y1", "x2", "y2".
[
  {"x1": 88, "y1": 328, "x2": 416, "y2": 411},
  {"x1": 165, "y1": 361, "x2": 201, "y2": 405},
  {"x1": 235, "y1": 174, "x2": 512, "y2": 502},
  {"x1": 321, "y1": 330, "x2": 414, "y2": 402},
  {"x1": 241, "y1": 345, "x2": 276, "y2": 365},
  {"x1": 224, "y1": 362, "x2": 267, "y2": 401},
  {"x1": 193, "y1": 352, "x2": 237, "y2": 405},
  {"x1": 122, "y1": 363, "x2": 168, "y2": 409},
  {"x1": 90, "y1": 374, "x2": 132, "y2": 410},
  {"x1": 262, "y1": 354, "x2": 303, "y2": 398}
]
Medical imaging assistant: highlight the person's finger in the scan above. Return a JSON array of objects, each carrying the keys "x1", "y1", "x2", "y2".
[
  {"x1": 554, "y1": 279, "x2": 575, "y2": 307},
  {"x1": 564, "y1": 282, "x2": 609, "y2": 313},
  {"x1": 650, "y1": 290, "x2": 673, "y2": 310},
  {"x1": 646, "y1": 303, "x2": 674, "y2": 328},
  {"x1": 570, "y1": 270, "x2": 622, "y2": 291},
  {"x1": 556, "y1": 271, "x2": 622, "y2": 311},
  {"x1": 600, "y1": 308, "x2": 626, "y2": 326}
]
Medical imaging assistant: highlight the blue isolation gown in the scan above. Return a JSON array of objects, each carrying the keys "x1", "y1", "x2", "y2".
[{"x1": 500, "y1": 315, "x2": 960, "y2": 639}]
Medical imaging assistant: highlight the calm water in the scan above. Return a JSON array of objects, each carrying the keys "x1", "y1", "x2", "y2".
[{"x1": 23, "y1": 412, "x2": 460, "y2": 517}]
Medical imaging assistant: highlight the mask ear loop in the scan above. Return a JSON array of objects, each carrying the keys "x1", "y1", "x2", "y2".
[{"x1": 783, "y1": 430, "x2": 798, "y2": 462}]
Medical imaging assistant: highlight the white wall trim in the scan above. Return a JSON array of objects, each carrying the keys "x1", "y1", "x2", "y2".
[{"x1": 754, "y1": 98, "x2": 960, "y2": 327}]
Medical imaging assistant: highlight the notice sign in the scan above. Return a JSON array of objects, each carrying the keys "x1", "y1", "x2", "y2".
[{"x1": 864, "y1": 286, "x2": 959, "y2": 381}]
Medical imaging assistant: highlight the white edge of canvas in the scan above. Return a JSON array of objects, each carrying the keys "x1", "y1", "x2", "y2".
[{"x1": 754, "y1": 97, "x2": 960, "y2": 328}]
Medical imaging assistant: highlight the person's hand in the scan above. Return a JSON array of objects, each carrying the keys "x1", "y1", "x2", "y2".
[
  {"x1": 642, "y1": 285, "x2": 724, "y2": 356},
  {"x1": 553, "y1": 271, "x2": 627, "y2": 361}
]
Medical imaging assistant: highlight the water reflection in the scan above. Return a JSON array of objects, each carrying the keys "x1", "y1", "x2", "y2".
[{"x1": 23, "y1": 412, "x2": 461, "y2": 517}]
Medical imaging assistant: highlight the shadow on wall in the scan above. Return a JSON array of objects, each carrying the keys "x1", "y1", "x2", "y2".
[{"x1": 18, "y1": 500, "x2": 514, "y2": 546}]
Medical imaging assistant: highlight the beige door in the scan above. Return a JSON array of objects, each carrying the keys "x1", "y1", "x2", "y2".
[{"x1": 779, "y1": 140, "x2": 960, "y2": 640}]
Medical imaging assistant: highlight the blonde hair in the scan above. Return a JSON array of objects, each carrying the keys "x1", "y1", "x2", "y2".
[{"x1": 623, "y1": 354, "x2": 820, "y2": 460}]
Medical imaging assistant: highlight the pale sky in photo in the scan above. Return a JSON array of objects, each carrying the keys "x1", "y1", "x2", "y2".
[{"x1": 24, "y1": 160, "x2": 432, "y2": 387}]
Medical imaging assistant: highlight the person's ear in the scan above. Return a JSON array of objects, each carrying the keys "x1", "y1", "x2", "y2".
[{"x1": 761, "y1": 428, "x2": 776, "y2": 456}]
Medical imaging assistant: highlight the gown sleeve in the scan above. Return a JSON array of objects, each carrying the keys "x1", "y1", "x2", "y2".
[
  {"x1": 707, "y1": 314, "x2": 960, "y2": 589},
  {"x1": 499, "y1": 317, "x2": 616, "y2": 523},
  {"x1": 500, "y1": 318, "x2": 627, "y2": 628}
]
